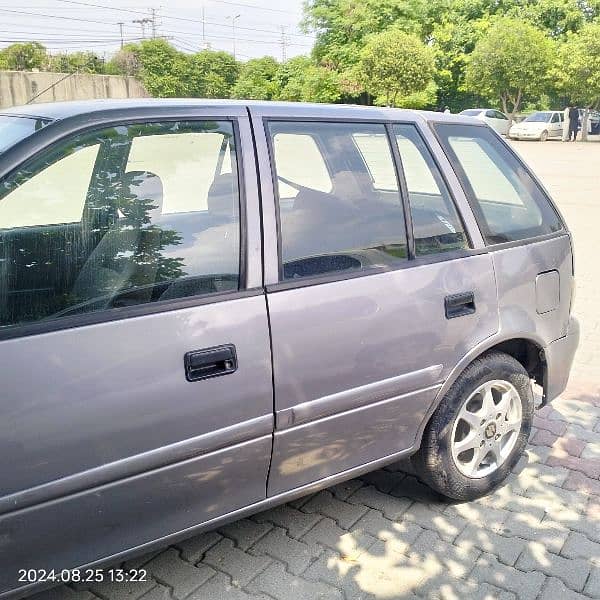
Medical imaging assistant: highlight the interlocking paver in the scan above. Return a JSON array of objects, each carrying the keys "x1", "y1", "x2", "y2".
[
  {"x1": 538, "y1": 577, "x2": 591, "y2": 600},
  {"x1": 218, "y1": 518, "x2": 273, "y2": 551},
  {"x1": 202, "y1": 538, "x2": 271, "y2": 588},
  {"x1": 253, "y1": 504, "x2": 321, "y2": 539},
  {"x1": 250, "y1": 526, "x2": 320, "y2": 575},
  {"x1": 584, "y1": 565, "x2": 600, "y2": 598},
  {"x1": 470, "y1": 553, "x2": 546, "y2": 600},
  {"x1": 174, "y1": 531, "x2": 222, "y2": 563},
  {"x1": 455, "y1": 524, "x2": 525, "y2": 566},
  {"x1": 516, "y1": 541, "x2": 590, "y2": 591},
  {"x1": 144, "y1": 549, "x2": 215, "y2": 599},
  {"x1": 501, "y1": 512, "x2": 569, "y2": 553},
  {"x1": 246, "y1": 562, "x2": 343, "y2": 600},
  {"x1": 346, "y1": 485, "x2": 413, "y2": 521},
  {"x1": 561, "y1": 531, "x2": 600, "y2": 564},
  {"x1": 301, "y1": 490, "x2": 369, "y2": 529}
]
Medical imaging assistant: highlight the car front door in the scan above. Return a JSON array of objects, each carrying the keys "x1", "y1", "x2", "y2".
[
  {"x1": 251, "y1": 108, "x2": 499, "y2": 495},
  {"x1": 0, "y1": 107, "x2": 272, "y2": 594}
]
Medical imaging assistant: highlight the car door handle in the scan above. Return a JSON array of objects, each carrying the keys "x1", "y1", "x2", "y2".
[
  {"x1": 445, "y1": 292, "x2": 476, "y2": 319},
  {"x1": 184, "y1": 344, "x2": 237, "y2": 381}
]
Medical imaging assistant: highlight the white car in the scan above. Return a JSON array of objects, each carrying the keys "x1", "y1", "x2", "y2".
[
  {"x1": 509, "y1": 111, "x2": 564, "y2": 141},
  {"x1": 459, "y1": 108, "x2": 510, "y2": 135}
]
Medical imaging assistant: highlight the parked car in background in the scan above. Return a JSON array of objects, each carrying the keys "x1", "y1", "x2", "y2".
[
  {"x1": 459, "y1": 108, "x2": 510, "y2": 135},
  {"x1": 578, "y1": 109, "x2": 600, "y2": 135},
  {"x1": 508, "y1": 111, "x2": 564, "y2": 141},
  {"x1": 0, "y1": 99, "x2": 579, "y2": 599}
]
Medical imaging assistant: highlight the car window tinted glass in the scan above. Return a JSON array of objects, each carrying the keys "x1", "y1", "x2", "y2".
[
  {"x1": 551, "y1": 113, "x2": 560, "y2": 123},
  {"x1": 394, "y1": 124, "x2": 469, "y2": 256},
  {"x1": 0, "y1": 120, "x2": 240, "y2": 329},
  {"x1": 268, "y1": 121, "x2": 407, "y2": 280},
  {"x1": 0, "y1": 115, "x2": 50, "y2": 154},
  {"x1": 435, "y1": 123, "x2": 562, "y2": 244},
  {"x1": 273, "y1": 132, "x2": 332, "y2": 200}
]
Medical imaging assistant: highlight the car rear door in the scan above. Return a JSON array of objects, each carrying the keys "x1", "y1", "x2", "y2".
[
  {"x1": 251, "y1": 107, "x2": 498, "y2": 495},
  {"x1": 0, "y1": 106, "x2": 272, "y2": 593}
]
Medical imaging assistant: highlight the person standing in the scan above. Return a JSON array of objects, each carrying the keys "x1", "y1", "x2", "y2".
[
  {"x1": 568, "y1": 105, "x2": 580, "y2": 141},
  {"x1": 562, "y1": 105, "x2": 570, "y2": 141}
]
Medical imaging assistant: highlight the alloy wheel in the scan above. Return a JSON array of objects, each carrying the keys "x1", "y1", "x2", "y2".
[{"x1": 450, "y1": 379, "x2": 523, "y2": 479}]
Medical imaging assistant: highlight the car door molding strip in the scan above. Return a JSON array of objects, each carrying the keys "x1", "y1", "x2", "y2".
[
  {"x1": 0, "y1": 413, "x2": 273, "y2": 516},
  {"x1": 276, "y1": 364, "x2": 443, "y2": 430}
]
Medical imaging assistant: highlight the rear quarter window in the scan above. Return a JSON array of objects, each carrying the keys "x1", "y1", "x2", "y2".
[{"x1": 434, "y1": 123, "x2": 563, "y2": 244}]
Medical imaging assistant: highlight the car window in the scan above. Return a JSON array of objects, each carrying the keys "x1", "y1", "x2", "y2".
[
  {"x1": 352, "y1": 132, "x2": 399, "y2": 191},
  {"x1": 460, "y1": 110, "x2": 482, "y2": 117},
  {"x1": 495, "y1": 111, "x2": 508, "y2": 120},
  {"x1": 485, "y1": 110, "x2": 496, "y2": 118},
  {"x1": 0, "y1": 120, "x2": 241, "y2": 330},
  {"x1": 268, "y1": 121, "x2": 407, "y2": 280},
  {"x1": 394, "y1": 124, "x2": 469, "y2": 256},
  {"x1": 272, "y1": 132, "x2": 331, "y2": 200},
  {"x1": 435, "y1": 123, "x2": 562, "y2": 244},
  {"x1": 551, "y1": 113, "x2": 560, "y2": 123},
  {"x1": 0, "y1": 115, "x2": 51, "y2": 154},
  {"x1": 0, "y1": 143, "x2": 100, "y2": 228}
]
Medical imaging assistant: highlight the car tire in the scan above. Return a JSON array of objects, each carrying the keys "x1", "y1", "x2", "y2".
[
  {"x1": 412, "y1": 352, "x2": 533, "y2": 501},
  {"x1": 540, "y1": 130, "x2": 548, "y2": 142}
]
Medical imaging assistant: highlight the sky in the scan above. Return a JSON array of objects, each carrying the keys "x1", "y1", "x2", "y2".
[{"x1": 0, "y1": 0, "x2": 313, "y2": 61}]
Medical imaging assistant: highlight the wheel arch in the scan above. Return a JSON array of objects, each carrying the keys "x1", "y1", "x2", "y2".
[{"x1": 413, "y1": 334, "x2": 546, "y2": 448}]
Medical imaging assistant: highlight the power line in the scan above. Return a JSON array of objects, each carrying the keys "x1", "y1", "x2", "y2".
[
  {"x1": 52, "y1": 0, "x2": 315, "y2": 39},
  {"x1": 0, "y1": 8, "x2": 118, "y2": 26}
]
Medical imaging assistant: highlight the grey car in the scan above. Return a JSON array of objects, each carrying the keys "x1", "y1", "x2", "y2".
[{"x1": 0, "y1": 100, "x2": 579, "y2": 598}]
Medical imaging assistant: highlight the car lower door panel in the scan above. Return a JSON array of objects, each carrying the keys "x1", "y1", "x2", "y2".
[{"x1": 267, "y1": 254, "x2": 498, "y2": 494}]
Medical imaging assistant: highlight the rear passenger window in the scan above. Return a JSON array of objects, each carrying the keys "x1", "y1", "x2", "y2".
[
  {"x1": 273, "y1": 133, "x2": 332, "y2": 202},
  {"x1": 435, "y1": 124, "x2": 562, "y2": 244},
  {"x1": 268, "y1": 121, "x2": 407, "y2": 280},
  {"x1": 393, "y1": 124, "x2": 469, "y2": 256},
  {"x1": 0, "y1": 120, "x2": 241, "y2": 330}
]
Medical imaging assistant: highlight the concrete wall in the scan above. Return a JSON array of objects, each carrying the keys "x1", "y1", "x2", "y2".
[{"x1": 0, "y1": 71, "x2": 148, "y2": 109}]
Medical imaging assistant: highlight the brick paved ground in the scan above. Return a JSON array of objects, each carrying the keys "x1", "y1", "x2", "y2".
[{"x1": 33, "y1": 140, "x2": 600, "y2": 600}]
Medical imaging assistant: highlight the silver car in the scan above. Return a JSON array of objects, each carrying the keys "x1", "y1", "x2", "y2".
[{"x1": 0, "y1": 100, "x2": 579, "y2": 598}]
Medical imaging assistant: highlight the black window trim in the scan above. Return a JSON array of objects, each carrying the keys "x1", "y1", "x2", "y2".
[
  {"x1": 429, "y1": 121, "x2": 566, "y2": 249},
  {"x1": 0, "y1": 114, "x2": 249, "y2": 341}
]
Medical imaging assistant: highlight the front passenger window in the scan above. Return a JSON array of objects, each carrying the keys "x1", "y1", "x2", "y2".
[{"x1": 0, "y1": 120, "x2": 241, "y2": 330}]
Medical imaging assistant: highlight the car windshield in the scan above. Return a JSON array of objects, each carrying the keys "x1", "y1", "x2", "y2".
[
  {"x1": 524, "y1": 112, "x2": 552, "y2": 123},
  {"x1": 0, "y1": 115, "x2": 50, "y2": 154},
  {"x1": 460, "y1": 110, "x2": 483, "y2": 116}
]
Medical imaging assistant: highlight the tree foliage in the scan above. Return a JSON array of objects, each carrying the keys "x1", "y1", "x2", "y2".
[
  {"x1": 465, "y1": 18, "x2": 554, "y2": 122},
  {"x1": 232, "y1": 56, "x2": 280, "y2": 99},
  {"x1": 357, "y1": 29, "x2": 434, "y2": 106},
  {"x1": 0, "y1": 42, "x2": 47, "y2": 71},
  {"x1": 276, "y1": 56, "x2": 340, "y2": 103}
]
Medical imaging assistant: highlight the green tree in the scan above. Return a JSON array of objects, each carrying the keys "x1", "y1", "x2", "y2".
[
  {"x1": 554, "y1": 22, "x2": 600, "y2": 139},
  {"x1": 232, "y1": 56, "x2": 280, "y2": 99},
  {"x1": 128, "y1": 39, "x2": 189, "y2": 97},
  {"x1": 465, "y1": 18, "x2": 553, "y2": 124},
  {"x1": 105, "y1": 48, "x2": 141, "y2": 76},
  {"x1": 357, "y1": 29, "x2": 435, "y2": 106},
  {"x1": 0, "y1": 42, "x2": 47, "y2": 71},
  {"x1": 185, "y1": 50, "x2": 240, "y2": 98},
  {"x1": 275, "y1": 56, "x2": 340, "y2": 103},
  {"x1": 48, "y1": 52, "x2": 104, "y2": 74}
]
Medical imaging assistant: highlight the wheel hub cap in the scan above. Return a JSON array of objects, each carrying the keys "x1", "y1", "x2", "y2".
[
  {"x1": 450, "y1": 379, "x2": 523, "y2": 479},
  {"x1": 484, "y1": 422, "x2": 497, "y2": 439}
]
